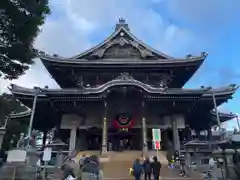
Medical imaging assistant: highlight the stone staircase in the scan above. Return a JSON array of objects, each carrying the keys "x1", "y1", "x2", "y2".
[{"x1": 101, "y1": 151, "x2": 142, "y2": 178}]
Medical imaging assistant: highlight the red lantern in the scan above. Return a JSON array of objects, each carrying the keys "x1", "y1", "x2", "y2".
[{"x1": 113, "y1": 114, "x2": 135, "y2": 128}]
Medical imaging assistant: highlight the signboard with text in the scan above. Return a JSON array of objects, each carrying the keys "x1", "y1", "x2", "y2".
[
  {"x1": 152, "y1": 128, "x2": 161, "y2": 141},
  {"x1": 152, "y1": 129, "x2": 161, "y2": 150}
]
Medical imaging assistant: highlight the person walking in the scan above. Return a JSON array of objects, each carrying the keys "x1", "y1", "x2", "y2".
[
  {"x1": 81, "y1": 155, "x2": 104, "y2": 180},
  {"x1": 132, "y1": 158, "x2": 142, "y2": 180},
  {"x1": 179, "y1": 154, "x2": 187, "y2": 177},
  {"x1": 151, "y1": 156, "x2": 161, "y2": 180},
  {"x1": 142, "y1": 157, "x2": 152, "y2": 180}
]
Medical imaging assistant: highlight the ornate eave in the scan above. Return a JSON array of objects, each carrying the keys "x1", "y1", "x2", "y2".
[
  {"x1": 211, "y1": 110, "x2": 236, "y2": 119},
  {"x1": 9, "y1": 79, "x2": 238, "y2": 98},
  {"x1": 210, "y1": 110, "x2": 236, "y2": 123},
  {"x1": 9, "y1": 110, "x2": 32, "y2": 119},
  {"x1": 40, "y1": 54, "x2": 205, "y2": 67}
]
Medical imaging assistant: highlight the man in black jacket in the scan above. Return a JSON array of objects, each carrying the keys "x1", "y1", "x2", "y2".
[
  {"x1": 143, "y1": 157, "x2": 152, "y2": 180},
  {"x1": 151, "y1": 156, "x2": 161, "y2": 180}
]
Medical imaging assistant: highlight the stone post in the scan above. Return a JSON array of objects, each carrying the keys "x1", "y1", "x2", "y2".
[
  {"x1": 171, "y1": 115, "x2": 180, "y2": 153},
  {"x1": 69, "y1": 128, "x2": 77, "y2": 153},
  {"x1": 141, "y1": 101, "x2": 148, "y2": 155},
  {"x1": 101, "y1": 102, "x2": 108, "y2": 155},
  {"x1": 0, "y1": 127, "x2": 6, "y2": 150}
]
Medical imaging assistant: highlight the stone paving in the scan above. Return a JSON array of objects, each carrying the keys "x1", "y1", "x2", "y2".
[{"x1": 102, "y1": 162, "x2": 202, "y2": 180}]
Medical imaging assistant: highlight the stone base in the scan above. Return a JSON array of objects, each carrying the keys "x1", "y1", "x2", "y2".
[{"x1": 142, "y1": 146, "x2": 148, "y2": 157}]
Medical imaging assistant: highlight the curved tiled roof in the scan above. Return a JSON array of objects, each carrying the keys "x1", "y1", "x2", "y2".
[
  {"x1": 39, "y1": 53, "x2": 206, "y2": 66},
  {"x1": 9, "y1": 77, "x2": 238, "y2": 96},
  {"x1": 210, "y1": 110, "x2": 237, "y2": 119},
  {"x1": 71, "y1": 19, "x2": 175, "y2": 60},
  {"x1": 9, "y1": 109, "x2": 32, "y2": 118},
  {"x1": 38, "y1": 19, "x2": 207, "y2": 65}
]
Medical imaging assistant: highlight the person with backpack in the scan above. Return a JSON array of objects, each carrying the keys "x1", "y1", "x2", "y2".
[
  {"x1": 132, "y1": 158, "x2": 143, "y2": 180},
  {"x1": 151, "y1": 156, "x2": 161, "y2": 180},
  {"x1": 81, "y1": 155, "x2": 104, "y2": 180},
  {"x1": 142, "y1": 157, "x2": 152, "y2": 180}
]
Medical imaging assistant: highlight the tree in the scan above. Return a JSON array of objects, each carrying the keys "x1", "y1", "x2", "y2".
[
  {"x1": 0, "y1": 93, "x2": 27, "y2": 125},
  {"x1": 0, "y1": 93, "x2": 29, "y2": 153},
  {"x1": 0, "y1": 0, "x2": 50, "y2": 79}
]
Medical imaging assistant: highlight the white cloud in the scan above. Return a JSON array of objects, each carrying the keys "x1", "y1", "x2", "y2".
[{"x1": 2, "y1": 0, "x2": 238, "y2": 92}]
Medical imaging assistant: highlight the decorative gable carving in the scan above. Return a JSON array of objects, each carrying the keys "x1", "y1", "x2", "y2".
[
  {"x1": 74, "y1": 19, "x2": 173, "y2": 60},
  {"x1": 83, "y1": 34, "x2": 158, "y2": 60},
  {"x1": 102, "y1": 44, "x2": 141, "y2": 59}
]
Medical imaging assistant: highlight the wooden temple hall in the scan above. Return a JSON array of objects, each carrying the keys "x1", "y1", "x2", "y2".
[{"x1": 9, "y1": 19, "x2": 238, "y2": 155}]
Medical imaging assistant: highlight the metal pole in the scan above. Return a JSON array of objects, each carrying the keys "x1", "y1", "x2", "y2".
[
  {"x1": 212, "y1": 91, "x2": 221, "y2": 129},
  {"x1": 27, "y1": 89, "x2": 39, "y2": 139},
  {"x1": 236, "y1": 115, "x2": 240, "y2": 131},
  {"x1": 212, "y1": 91, "x2": 225, "y2": 141}
]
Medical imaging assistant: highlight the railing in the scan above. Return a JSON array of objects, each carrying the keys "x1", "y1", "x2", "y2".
[
  {"x1": 0, "y1": 150, "x2": 74, "y2": 180},
  {"x1": 0, "y1": 165, "x2": 40, "y2": 180}
]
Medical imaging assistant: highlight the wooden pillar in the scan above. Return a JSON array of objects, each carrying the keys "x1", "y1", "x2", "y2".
[
  {"x1": 42, "y1": 131, "x2": 47, "y2": 148},
  {"x1": 101, "y1": 101, "x2": 108, "y2": 155},
  {"x1": 141, "y1": 101, "x2": 148, "y2": 155},
  {"x1": 207, "y1": 128, "x2": 212, "y2": 141},
  {"x1": 171, "y1": 115, "x2": 180, "y2": 153}
]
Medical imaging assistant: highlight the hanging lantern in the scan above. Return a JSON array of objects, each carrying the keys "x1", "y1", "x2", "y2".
[{"x1": 113, "y1": 114, "x2": 135, "y2": 128}]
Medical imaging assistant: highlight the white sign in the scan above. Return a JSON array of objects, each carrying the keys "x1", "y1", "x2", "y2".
[
  {"x1": 7, "y1": 150, "x2": 26, "y2": 163},
  {"x1": 42, "y1": 147, "x2": 52, "y2": 161},
  {"x1": 152, "y1": 129, "x2": 161, "y2": 141}
]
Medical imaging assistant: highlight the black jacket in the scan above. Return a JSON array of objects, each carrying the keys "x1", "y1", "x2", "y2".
[
  {"x1": 151, "y1": 161, "x2": 161, "y2": 174},
  {"x1": 142, "y1": 160, "x2": 152, "y2": 173}
]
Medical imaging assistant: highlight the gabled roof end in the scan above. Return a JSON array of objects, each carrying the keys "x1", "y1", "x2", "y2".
[{"x1": 115, "y1": 18, "x2": 130, "y2": 31}]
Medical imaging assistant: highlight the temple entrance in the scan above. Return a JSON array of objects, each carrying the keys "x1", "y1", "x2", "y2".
[
  {"x1": 86, "y1": 128, "x2": 102, "y2": 150},
  {"x1": 108, "y1": 128, "x2": 142, "y2": 151},
  {"x1": 85, "y1": 127, "x2": 142, "y2": 151}
]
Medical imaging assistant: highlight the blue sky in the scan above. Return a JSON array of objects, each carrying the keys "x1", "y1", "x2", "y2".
[{"x1": 1, "y1": 0, "x2": 240, "y2": 129}]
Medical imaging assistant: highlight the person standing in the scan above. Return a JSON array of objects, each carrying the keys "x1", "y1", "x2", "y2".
[
  {"x1": 179, "y1": 154, "x2": 187, "y2": 177},
  {"x1": 81, "y1": 155, "x2": 104, "y2": 180},
  {"x1": 152, "y1": 156, "x2": 161, "y2": 180},
  {"x1": 79, "y1": 154, "x2": 86, "y2": 169},
  {"x1": 142, "y1": 157, "x2": 152, "y2": 180},
  {"x1": 132, "y1": 158, "x2": 142, "y2": 180}
]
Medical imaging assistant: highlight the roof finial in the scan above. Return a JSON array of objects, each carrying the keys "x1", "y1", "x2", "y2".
[{"x1": 115, "y1": 18, "x2": 130, "y2": 31}]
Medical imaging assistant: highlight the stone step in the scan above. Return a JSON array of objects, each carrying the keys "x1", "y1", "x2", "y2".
[
  {"x1": 102, "y1": 163, "x2": 201, "y2": 179},
  {"x1": 109, "y1": 151, "x2": 142, "y2": 161},
  {"x1": 147, "y1": 150, "x2": 168, "y2": 164},
  {"x1": 101, "y1": 161, "x2": 133, "y2": 179}
]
